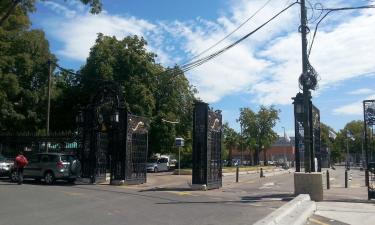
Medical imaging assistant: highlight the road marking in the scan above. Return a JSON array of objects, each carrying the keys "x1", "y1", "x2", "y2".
[
  {"x1": 245, "y1": 180, "x2": 256, "y2": 184},
  {"x1": 165, "y1": 191, "x2": 197, "y2": 196},
  {"x1": 61, "y1": 191, "x2": 84, "y2": 196},
  {"x1": 308, "y1": 217, "x2": 329, "y2": 225}
]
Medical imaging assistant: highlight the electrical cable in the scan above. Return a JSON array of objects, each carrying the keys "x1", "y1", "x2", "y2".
[
  {"x1": 181, "y1": 0, "x2": 274, "y2": 66},
  {"x1": 181, "y1": 1, "x2": 299, "y2": 73},
  {"x1": 308, "y1": 4, "x2": 375, "y2": 57}
]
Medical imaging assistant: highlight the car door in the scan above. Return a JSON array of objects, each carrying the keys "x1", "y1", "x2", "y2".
[
  {"x1": 158, "y1": 158, "x2": 168, "y2": 171},
  {"x1": 23, "y1": 155, "x2": 41, "y2": 178}
]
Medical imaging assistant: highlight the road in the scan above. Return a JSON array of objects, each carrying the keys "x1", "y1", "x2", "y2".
[{"x1": 0, "y1": 169, "x2": 294, "y2": 225}]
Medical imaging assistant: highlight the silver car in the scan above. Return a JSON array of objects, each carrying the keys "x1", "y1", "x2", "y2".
[
  {"x1": 10, "y1": 153, "x2": 81, "y2": 184},
  {"x1": 0, "y1": 154, "x2": 13, "y2": 177}
]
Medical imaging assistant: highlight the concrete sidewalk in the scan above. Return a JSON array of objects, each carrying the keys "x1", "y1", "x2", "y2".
[
  {"x1": 306, "y1": 167, "x2": 375, "y2": 225},
  {"x1": 311, "y1": 201, "x2": 375, "y2": 225}
]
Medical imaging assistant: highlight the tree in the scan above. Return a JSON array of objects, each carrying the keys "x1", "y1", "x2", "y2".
[
  {"x1": 223, "y1": 122, "x2": 239, "y2": 165},
  {"x1": 238, "y1": 106, "x2": 280, "y2": 165},
  {"x1": 331, "y1": 120, "x2": 364, "y2": 164},
  {"x1": 0, "y1": 3, "x2": 55, "y2": 132},
  {"x1": 320, "y1": 122, "x2": 340, "y2": 163},
  {"x1": 0, "y1": 0, "x2": 102, "y2": 27},
  {"x1": 78, "y1": 34, "x2": 196, "y2": 156}
]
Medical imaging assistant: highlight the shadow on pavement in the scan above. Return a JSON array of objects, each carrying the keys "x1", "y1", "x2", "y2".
[
  {"x1": 241, "y1": 193, "x2": 295, "y2": 202},
  {"x1": 139, "y1": 187, "x2": 193, "y2": 192}
]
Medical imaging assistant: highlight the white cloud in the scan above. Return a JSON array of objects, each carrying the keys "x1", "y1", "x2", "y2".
[
  {"x1": 53, "y1": 13, "x2": 156, "y2": 61},
  {"x1": 41, "y1": 0, "x2": 375, "y2": 106},
  {"x1": 42, "y1": 1, "x2": 76, "y2": 18},
  {"x1": 348, "y1": 88, "x2": 374, "y2": 95},
  {"x1": 333, "y1": 94, "x2": 375, "y2": 115}
]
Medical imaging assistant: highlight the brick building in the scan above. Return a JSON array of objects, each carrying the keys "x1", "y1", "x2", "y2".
[{"x1": 229, "y1": 136, "x2": 295, "y2": 165}]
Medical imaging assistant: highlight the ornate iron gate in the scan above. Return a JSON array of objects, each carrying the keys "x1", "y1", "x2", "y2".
[
  {"x1": 77, "y1": 82, "x2": 149, "y2": 184},
  {"x1": 363, "y1": 100, "x2": 375, "y2": 199},
  {"x1": 192, "y1": 101, "x2": 222, "y2": 189}
]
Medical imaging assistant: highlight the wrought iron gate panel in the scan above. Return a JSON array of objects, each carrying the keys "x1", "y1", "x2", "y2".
[
  {"x1": 192, "y1": 101, "x2": 222, "y2": 189},
  {"x1": 364, "y1": 100, "x2": 375, "y2": 199},
  {"x1": 78, "y1": 82, "x2": 149, "y2": 184},
  {"x1": 124, "y1": 114, "x2": 149, "y2": 184}
]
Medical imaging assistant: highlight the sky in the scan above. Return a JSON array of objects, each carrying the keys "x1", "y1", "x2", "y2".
[{"x1": 29, "y1": 0, "x2": 375, "y2": 136}]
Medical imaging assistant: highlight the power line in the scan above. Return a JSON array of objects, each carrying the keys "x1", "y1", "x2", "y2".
[
  {"x1": 51, "y1": 2, "x2": 298, "y2": 82},
  {"x1": 181, "y1": 1, "x2": 299, "y2": 73},
  {"x1": 182, "y1": 0, "x2": 274, "y2": 65},
  {"x1": 308, "y1": 4, "x2": 375, "y2": 57}
]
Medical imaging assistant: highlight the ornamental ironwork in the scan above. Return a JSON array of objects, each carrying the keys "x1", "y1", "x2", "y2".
[
  {"x1": 78, "y1": 81, "x2": 149, "y2": 184},
  {"x1": 363, "y1": 100, "x2": 375, "y2": 199}
]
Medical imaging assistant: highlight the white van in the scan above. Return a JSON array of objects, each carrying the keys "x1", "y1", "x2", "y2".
[{"x1": 147, "y1": 156, "x2": 170, "y2": 172}]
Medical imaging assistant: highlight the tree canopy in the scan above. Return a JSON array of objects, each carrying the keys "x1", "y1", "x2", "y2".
[
  {"x1": 76, "y1": 34, "x2": 196, "y2": 155},
  {"x1": 0, "y1": 2, "x2": 54, "y2": 131},
  {"x1": 238, "y1": 106, "x2": 280, "y2": 165}
]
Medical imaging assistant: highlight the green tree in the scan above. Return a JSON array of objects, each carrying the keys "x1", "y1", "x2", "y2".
[
  {"x1": 238, "y1": 106, "x2": 280, "y2": 165},
  {"x1": 320, "y1": 122, "x2": 340, "y2": 163},
  {"x1": 78, "y1": 34, "x2": 196, "y2": 156},
  {"x1": 223, "y1": 122, "x2": 239, "y2": 165},
  {"x1": 0, "y1": 3, "x2": 55, "y2": 132},
  {"x1": 0, "y1": 0, "x2": 102, "y2": 27},
  {"x1": 331, "y1": 120, "x2": 364, "y2": 164}
]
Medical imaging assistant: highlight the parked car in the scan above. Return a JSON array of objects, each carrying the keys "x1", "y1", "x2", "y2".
[
  {"x1": 147, "y1": 157, "x2": 170, "y2": 173},
  {"x1": 0, "y1": 154, "x2": 13, "y2": 177},
  {"x1": 10, "y1": 153, "x2": 81, "y2": 184}
]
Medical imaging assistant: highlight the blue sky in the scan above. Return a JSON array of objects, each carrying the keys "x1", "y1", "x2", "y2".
[{"x1": 29, "y1": 0, "x2": 375, "y2": 136}]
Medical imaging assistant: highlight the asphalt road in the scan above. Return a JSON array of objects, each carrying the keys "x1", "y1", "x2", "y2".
[{"x1": 0, "y1": 169, "x2": 294, "y2": 225}]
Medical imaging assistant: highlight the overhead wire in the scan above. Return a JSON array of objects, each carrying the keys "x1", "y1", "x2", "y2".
[
  {"x1": 51, "y1": 1, "x2": 299, "y2": 81},
  {"x1": 180, "y1": 1, "x2": 299, "y2": 73},
  {"x1": 308, "y1": 4, "x2": 375, "y2": 57},
  {"x1": 181, "y1": 0, "x2": 274, "y2": 65}
]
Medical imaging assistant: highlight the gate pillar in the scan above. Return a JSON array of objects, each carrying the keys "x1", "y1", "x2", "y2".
[{"x1": 192, "y1": 101, "x2": 222, "y2": 190}]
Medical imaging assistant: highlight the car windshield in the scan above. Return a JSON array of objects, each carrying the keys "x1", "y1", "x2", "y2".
[
  {"x1": 60, "y1": 155, "x2": 78, "y2": 162},
  {"x1": 148, "y1": 158, "x2": 158, "y2": 163}
]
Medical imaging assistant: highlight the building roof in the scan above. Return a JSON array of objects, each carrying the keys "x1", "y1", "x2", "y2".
[{"x1": 271, "y1": 136, "x2": 295, "y2": 147}]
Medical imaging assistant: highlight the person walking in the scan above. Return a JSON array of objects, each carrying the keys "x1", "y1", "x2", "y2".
[{"x1": 14, "y1": 151, "x2": 28, "y2": 185}]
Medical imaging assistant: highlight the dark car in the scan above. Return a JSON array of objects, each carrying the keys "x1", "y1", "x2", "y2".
[{"x1": 10, "y1": 153, "x2": 81, "y2": 184}]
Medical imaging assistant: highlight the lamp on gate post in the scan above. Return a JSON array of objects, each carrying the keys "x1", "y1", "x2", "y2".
[
  {"x1": 76, "y1": 110, "x2": 84, "y2": 124},
  {"x1": 110, "y1": 111, "x2": 120, "y2": 123}
]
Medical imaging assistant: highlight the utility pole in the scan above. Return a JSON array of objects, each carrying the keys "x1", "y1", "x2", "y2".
[
  {"x1": 45, "y1": 59, "x2": 52, "y2": 152},
  {"x1": 300, "y1": 0, "x2": 313, "y2": 172}
]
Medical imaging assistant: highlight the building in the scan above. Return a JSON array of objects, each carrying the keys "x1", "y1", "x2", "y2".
[
  {"x1": 260, "y1": 137, "x2": 295, "y2": 164},
  {"x1": 228, "y1": 136, "x2": 295, "y2": 165}
]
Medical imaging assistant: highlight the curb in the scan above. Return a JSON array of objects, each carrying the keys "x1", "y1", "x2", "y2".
[{"x1": 253, "y1": 194, "x2": 316, "y2": 225}]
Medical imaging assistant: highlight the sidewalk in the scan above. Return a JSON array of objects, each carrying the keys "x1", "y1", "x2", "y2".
[
  {"x1": 307, "y1": 167, "x2": 375, "y2": 225},
  {"x1": 311, "y1": 201, "x2": 375, "y2": 225}
]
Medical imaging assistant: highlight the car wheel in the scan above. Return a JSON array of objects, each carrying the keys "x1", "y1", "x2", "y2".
[
  {"x1": 10, "y1": 170, "x2": 18, "y2": 183},
  {"x1": 67, "y1": 178, "x2": 76, "y2": 184},
  {"x1": 154, "y1": 167, "x2": 158, "y2": 173},
  {"x1": 44, "y1": 171, "x2": 55, "y2": 185}
]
